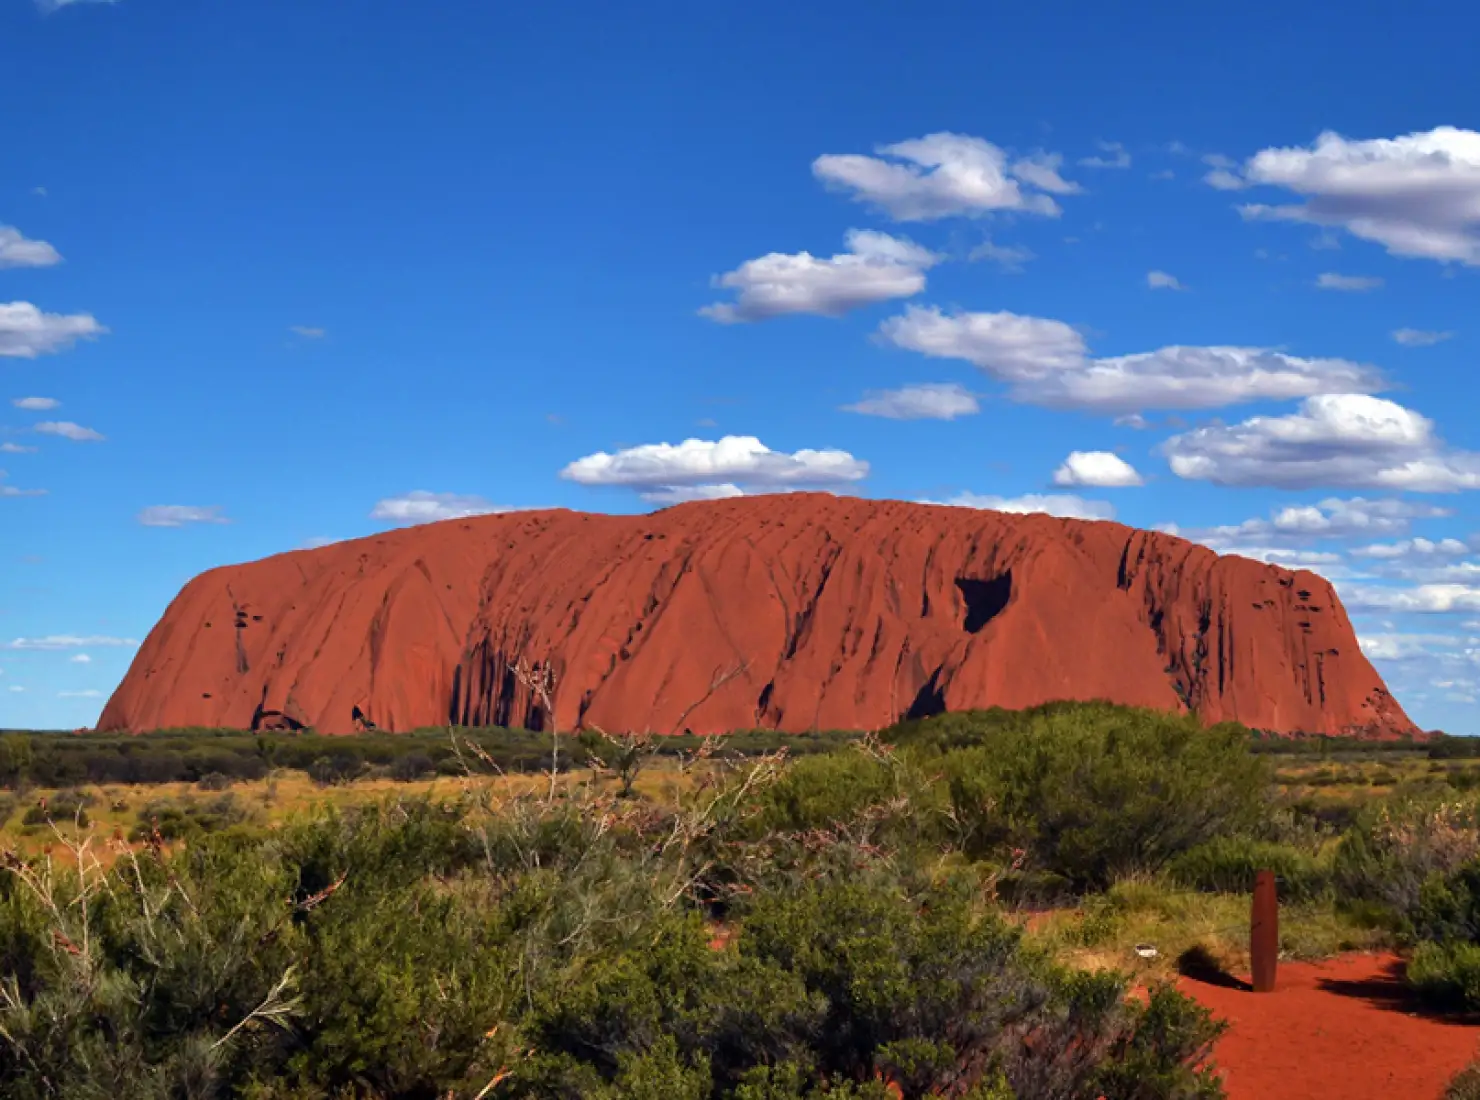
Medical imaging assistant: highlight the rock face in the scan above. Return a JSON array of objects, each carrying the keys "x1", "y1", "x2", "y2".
[{"x1": 99, "y1": 495, "x2": 1416, "y2": 738}]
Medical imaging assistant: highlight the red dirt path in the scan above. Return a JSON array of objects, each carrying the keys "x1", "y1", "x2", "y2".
[{"x1": 1181, "y1": 953, "x2": 1480, "y2": 1100}]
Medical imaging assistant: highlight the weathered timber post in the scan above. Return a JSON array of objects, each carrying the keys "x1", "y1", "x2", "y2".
[{"x1": 1251, "y1": 869, "x2": 1278, "y2": 993}]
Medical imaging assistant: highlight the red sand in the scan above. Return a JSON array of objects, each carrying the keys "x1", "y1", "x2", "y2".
[
  {"x1": 1182, "y1": 953, "x2": 1480, "y2": 1100},
  {"x1": 99, "y1": 494, "x2": 1413, "y2": 737}
]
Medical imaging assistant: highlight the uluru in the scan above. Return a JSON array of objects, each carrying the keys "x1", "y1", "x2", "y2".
[{"x1": 98, "y1": 494, "x2": 1416, "y2": 738}]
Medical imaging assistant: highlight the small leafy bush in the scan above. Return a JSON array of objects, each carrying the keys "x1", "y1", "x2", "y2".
[
  {"x1": 750, "y1": 751, "x2": 897, "y2": 835},
  {"x1": 1408, "y1": 941, "x2": 1480, "y2": 1012},
  {"x1": 306, "y1": 752, "x2": 366, "y2": 787},
  {"x1": 388, "y1": 751, "x2": 434, "y2": 782},
  {"x1": 1169, "y1": 837, "x2": 1329, "y2": 902},
  {"x1": 1332, "y1": 794, "x2": 1480, "y2": 918},
  {"x1": 935, "y1": 705, "x2": 1271, "y2": 889},
  {"x1": 130, "y1": 793, "x2": 257, "y2": 841},
  {"x1": 20, "y1": 788, "x2": 92, "y2": 829}
]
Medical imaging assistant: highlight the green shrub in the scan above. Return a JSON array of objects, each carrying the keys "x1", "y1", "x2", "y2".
[
  {"x1": 1408, "y1": 941, "x2": 1480, "y2": 1012},
  {"x1": 935, "y1": 706, "x2": 1271, "y2": 889},
  {"x1": 751, "y1": 751, "x2": 897, "y2": 834},
  {"x1": 130, "y1": 793, "x2": 257, "y2": 841},
  {"x1": 1169, "y1": 837, "x2": 1330, "y2": 902},
  {"x1": 388, "y1": 751, "x2": 434, "y2": 781},
  {"x1": 20, "y1": 789, "x2": 92, "y2": 829},
  {"x1": 306, "y1": 752, "x2": 365, "y2": 787},
  {"x1": 1332, "y1": 794, "x2": 1480, "y2": 919},
  {"x1": 0, "y1": 733, "x2": 31, "y2": 789}
]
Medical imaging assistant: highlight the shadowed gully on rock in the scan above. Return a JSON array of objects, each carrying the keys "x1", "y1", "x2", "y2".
[{"x1": 98, "y1": 494, "x2": 1416, "y2": 737}]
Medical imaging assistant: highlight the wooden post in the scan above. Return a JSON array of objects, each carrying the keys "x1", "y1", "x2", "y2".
[{"x1": 1251, "y1": 869, "x2": 1278, "y2": 993}]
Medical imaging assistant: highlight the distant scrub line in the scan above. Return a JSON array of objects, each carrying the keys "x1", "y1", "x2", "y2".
[
  {"x1": 0, "y1": 703, "x2": 1456, "y2": 793},
  {"x1": 0, "y1": 726, "x2": 854, "y2": 790}
]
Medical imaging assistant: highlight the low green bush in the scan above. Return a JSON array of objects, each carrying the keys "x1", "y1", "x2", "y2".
[
  {"x1": 931, "y1": 705, "x2": 1271, "y2": 889},
  {"x1": 1408, "y1": 941, "x2": 1480, "y2": 1012},
  {"x1": 1332, "y1": 793, "x2": 1480, "y2": 919},
  {"x1": 19, "y1": 788, "x2": 92, "y2": 829},
  {"x1": 1169, "y1": 837, "x2": 1329, "y2": 902},
  {"x1": 130, "y1": 793, "x2": 258, "y2": 841},
  {"x1": 750, "y1": 751, "x2": 898, "y2": 834}
]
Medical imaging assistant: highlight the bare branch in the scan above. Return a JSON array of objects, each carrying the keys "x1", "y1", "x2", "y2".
[
  {"x1": 669, "y1": 661, "x2": 749, "y2": 736},
  {"x1": 512, "y1": 657, "x2": 562, "y2": 803}
]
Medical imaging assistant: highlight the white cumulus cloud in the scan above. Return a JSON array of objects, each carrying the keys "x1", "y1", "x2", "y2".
[
  {"x1": 842, "y1": 382, "x2": 979, "y2": 421},
  {"x1": 1238, "y1": 126, "x2": 1480, "y2": 264},
  {"x1": 1351, "y1": 537, "x2": 1471, "y2": 560},
  {"x1": 69, "y1": 653, "x2": 92, "y2": 663},
  {"x1": 3, "y1": 635, "x2": 137, "y2": 650},
  {"x1": 1175, "y1": 498, "x2": 1453, "y2": 556},
  {"x1": 1079, "y1": 141, "x2": 1131, "y2": 169},
  {"x1": 370, "y1": 492, "x2": 533, "y2": 526},
  {"x1": 37, "y1": 0, "x2": 120, "y2": 10},
  {"x1": 35, "y1": 421, "x2": 103, "y2": 442},
  {"x1": 1358, "y1": 633, "x2": 1468, "y2": 660},
  {"x1": 1316, "y1": 272, "x2": 1383, "y2": 291},
  {"x1": 562, "y1": 435, "x2": 867, "y2": 503},
  {"x1": 968, "y1": 239, "x2": 1035, "y2": 271},
  {"x1": 0, "y1": 443, "x2": 36, "y2": 454},
  {"x1": 1052, "y1": 450, "x2": 1143, "y2": 487},
  {"x1": 0, "y1": 227, "x2": 61, "y2": 269},
  {"x1": 1147, "y1": 270, "x2": 1186, "y2": 291},
  {"x1": 11, "y1": 396, "x2": 59, "y2": 410},
  {"x1": 638, "y1": 484, "x2": 747, "y2": 506},
  {"x1": 0, "y1": 302, "x2": 106, "y2": 358},
  {"x1": 1343, "y1": 584, "x2": 1480, "y2": 614},
  {"x1": 878, "y1": 305, "x2": 1383, "y2": 413},
  {"x1": 924, "y1": 491, "x2": 1115, "y2": 521},
  {"x1": 812, "y1": 132, "x2": 1078, "y2": 221},
  {"x1": 1204, "y1": 168, "x2": 1249, "y2": 191},
  {"x1": 1186, "y1": 543, "x2": 1348, "y2": 572},
  {"x1": 699, "y1": 230, "x2": 938, "y2": 322},
  {"x1": 0, "y1": 471, "x2": 45, "y2": 498},
  {"x1": 137, "y1": 505, "x2": 230, "y2": 527},
  {"x1": 1162, "y1": 394, "x2": 1480, "y2": 491},
  {"x1": 1392, "y1": 328, "x2": 1453, "y2": 347}
]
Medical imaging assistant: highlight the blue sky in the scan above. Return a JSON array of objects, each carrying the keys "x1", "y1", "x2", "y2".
[{"x1": 3, "y1": 0, "x2": 1479, "y2": 733}]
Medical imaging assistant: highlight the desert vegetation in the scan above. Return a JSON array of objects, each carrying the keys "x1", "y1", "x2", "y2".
[{"x1": 0, "y1": 702, "x2": 1476, "y2": 1097}]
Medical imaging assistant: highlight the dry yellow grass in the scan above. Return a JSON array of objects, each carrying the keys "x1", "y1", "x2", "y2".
[
  {"x1": 0, "y1": 759, "x2": 698, "y2": 861},
  {"x1": 1019, "y1": 877, "x2": 1388, "y2": 985}
]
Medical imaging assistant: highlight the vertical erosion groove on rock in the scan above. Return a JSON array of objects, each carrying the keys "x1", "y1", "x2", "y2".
[{"x1": 98, "y1": 494, "x2": 1417, "y2": 737}]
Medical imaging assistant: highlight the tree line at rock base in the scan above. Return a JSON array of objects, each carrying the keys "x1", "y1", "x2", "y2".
[{"x1": 0, "y1": 699, "x2": 1450, "y2": 794}]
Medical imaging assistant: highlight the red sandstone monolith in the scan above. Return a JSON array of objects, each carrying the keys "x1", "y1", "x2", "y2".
[
  {"x1": 1251, "y1": 869, "x2": 1278, "y2": 993},
  {"x1": 97, "y1": 494, "x2": 1418, "y2": 737}
]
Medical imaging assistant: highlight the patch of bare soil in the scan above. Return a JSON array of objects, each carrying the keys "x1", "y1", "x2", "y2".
[{"x1": 1181, "y1": 953, "x2": 1480, "y2": 1100}]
